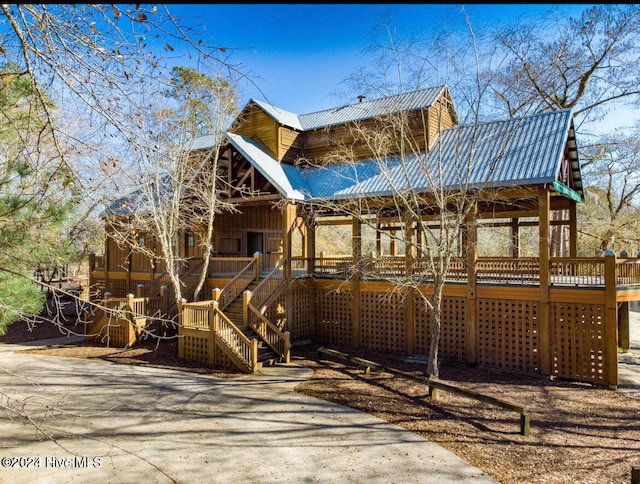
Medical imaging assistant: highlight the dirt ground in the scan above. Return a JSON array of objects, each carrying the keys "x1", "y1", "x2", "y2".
[{"x1": 2, "y1": 311, "x2": 639, "y2": 484}]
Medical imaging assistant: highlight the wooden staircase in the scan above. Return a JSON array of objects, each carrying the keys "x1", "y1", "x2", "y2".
[{"x1": 221, "y1": 276, "x2": 281, "y2": 368}]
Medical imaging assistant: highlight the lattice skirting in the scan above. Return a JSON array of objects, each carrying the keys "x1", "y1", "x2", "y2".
[{"x1": 297, "y1": 283, "x2": 615, "y2": 387}]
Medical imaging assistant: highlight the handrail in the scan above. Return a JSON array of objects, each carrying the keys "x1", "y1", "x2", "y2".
[
  {"x1": 179, "y1": 300, "x2": 257, "y2": 373},
  {"x1": 179, "y1": 258, "x2": 207, "y2": 301},
  {"x1": 247, "y1": 302, "x2": 290, "y2": 363},
  {"x1": 217, "y1": 258, "x2": 256, "y2": 310},
  {"x1": 141, "y1": 271, "x2": 171, "y2": 297},
  {"x1": 213, "y1": 305, "x2": 257, "y2": 372},
  {"x1": 250, "y1": 258, "x2": 286, "y2": 309}
]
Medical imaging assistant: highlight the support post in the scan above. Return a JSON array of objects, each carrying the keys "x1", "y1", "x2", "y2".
[
  {"x1": 510, "y1": 218, "x2": 520, "y2": 258},
  {"x1": 604, "y1": 251, "x2": 619, "y2": 389},
  {"x1": 569, "y1": 202, "x2": 578, "y2": 258},
  {"x1": 619, "y1": 302, "x2": 630, "y2": 352},
  {"x1": 243, "y1": 290, "x2": 252, "y2": 327},
  {"x1": 466, "y1": 205, "x2": 478, "y2": 365},
  {"x1": 306, "y1": 218, "x2": 316, "y2": 276},
  {"x1": 160, "y1": 285, "x2": 168, "y2": 316},
  {"x1": 404, "y1": 212, "x2": 416, "y2": 355},
  {"x1": 177, "y1": 298, "x2": 186, "y2": 359},
  {"x1": 209, "y1": 301, "x2": 217, "y2": 365},
  {"x1": 539, "y1": 188, "x2": 552, "y2": 376},
  {"x1": 352, "y1": 216, "x2": 362, "y2": 349}
]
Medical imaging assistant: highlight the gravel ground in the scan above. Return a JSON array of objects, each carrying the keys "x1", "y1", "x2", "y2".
[{"x1": 2, "y1": 306, "x2": 640, "y2": 483}]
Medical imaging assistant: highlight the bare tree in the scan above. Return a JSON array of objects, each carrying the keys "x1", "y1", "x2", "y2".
[
  {"x1": 0, "y1": 5, "x2": 246, "y2": 326},
  {"x1": 105, "y1": 67, "x2": 239, "y2": 310},
  {"x1": 304, "y1": 16, "x2": 520, "y2": 379},
  {"x1": 486, "y1": 4, "x2": 640, "y2": 127},
  {"x1": 578, "y1": 133, "x2": 640, "y2": 254}
]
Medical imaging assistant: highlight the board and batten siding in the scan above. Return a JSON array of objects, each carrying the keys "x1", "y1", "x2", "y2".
[{"x1": 233, "y1": 104, "x2": 280, "y2": 160}]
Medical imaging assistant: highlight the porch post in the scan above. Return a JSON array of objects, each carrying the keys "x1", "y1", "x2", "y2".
[
  {"x1": 569, "y1": 201, "x2": 578, "y2": 258},
  {"x1": 511, "y1": 218, "x2": 520, "y2": 258},
  {"x1": 538, "y1": 188, "x2": 552, "y2": 376},
  {"x1": 466, "y1": 203, "x2": 478, "y2": 365},
  {"x1": 352, "y1": 215, "x2": 362, "y2": 349},
  {"x1": 282, "y1": 202, "x2": 297, "y2": 280},
  {"x1": 604, "y1": 251, "x2": 619, "y2": 389},
  {"x1": 404, "y1": 212, "x2": 416, "y2": 354},
  {"x1": 306, "y1": 216, "x2": 316, "y2": 276}
]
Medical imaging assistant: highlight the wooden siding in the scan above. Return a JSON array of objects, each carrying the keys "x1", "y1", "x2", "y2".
[
  {"x1": 214, "y1": 205, "x2": 284, "y2": 268},
  {"x1": 279, "y1": 125, "x2": 303, "y2": 163},
  {"x1": 233, "y1": 104, "x2": 279, "y2": 159},
  {"x1": 301, "y1": 103, "x2": 456, "y2": 165},
  {"x1": 427, "y1": 97, "x2": 456, "y2": 150}
]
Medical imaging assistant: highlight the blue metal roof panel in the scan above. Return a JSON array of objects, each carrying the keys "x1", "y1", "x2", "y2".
[
  {"x1": 300, "y1": 109, "x2": 576, "y2": 200},
  {"x1": 226, "y1": 133, "x2": 306, "y2": 200}
]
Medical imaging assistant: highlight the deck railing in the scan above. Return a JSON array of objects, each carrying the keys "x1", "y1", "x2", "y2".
[
  {"x1": 208, "y1": 257, "x2": 255, "y2": 277},
  {"x1": 297, "y1": 254, "x2": 640, "y2": 289}
]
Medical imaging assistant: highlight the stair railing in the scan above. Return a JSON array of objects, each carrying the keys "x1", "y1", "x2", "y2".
[
  {"x1": 216, "y1": 255, "x2": 258, "y2": 311},
  {"x1": 244, "y1": 259, "x2": 290, "y2": 362},
  {"x1": 179, "y1": 299, "x2": 258, "y2": 373}
]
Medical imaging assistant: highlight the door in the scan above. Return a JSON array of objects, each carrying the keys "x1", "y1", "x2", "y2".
[{"x1": 247, "y1": 232, "x2": 264, "y2": 257}]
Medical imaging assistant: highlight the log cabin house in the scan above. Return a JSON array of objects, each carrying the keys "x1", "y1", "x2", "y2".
[{"x1": 87, "y1": 85, "x2": 640, "y2": 388}]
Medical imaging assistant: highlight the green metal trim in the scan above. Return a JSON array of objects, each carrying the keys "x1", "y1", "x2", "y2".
[{"x1": 552, "y1": 181, "x2": 582, "y2": 203}]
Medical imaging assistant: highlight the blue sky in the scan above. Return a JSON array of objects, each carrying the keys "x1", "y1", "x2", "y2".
[
  {"x1": 167, "y1": 4, "x2": 595, "y2": 115},
  {"x1": 163, "y1": 3, "x2": 640, "y2": 136}
]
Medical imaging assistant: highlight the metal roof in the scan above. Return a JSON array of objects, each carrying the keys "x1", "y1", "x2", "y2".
[
  {"x1": 245, "y1": 86, "x2": 449, "y2": 132},
  {"x1": 298, "y1": 86, "x2": 449, "y2": 131},
  {"x1": 249, "y1": 99, "x2": 303, "y2": 131},
  {"x1": 106, "y1": 106, "x2": 581, "y2": 216},
  {"x1": 226, "y1": 133, "x2": 306, "y2": 200},
  {"x1": 295, "y1": 109, "x2": 580, "y2": 201}
]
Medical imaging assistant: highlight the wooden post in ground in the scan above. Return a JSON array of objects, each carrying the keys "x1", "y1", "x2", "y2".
[
  {"x1": 177, "y1": 298, "x2": 186, "y2": 359},
  {"x1": 243, "y1": 290, "x2": 252, "y2": 327},
  {"x1": 538, "y1": 188, "x2": 552, "y2": 376},
  {"x1": 604, "y1": 251, "x2": 619, "y2": 389},
  {"x1": 209, "y1": 300, "x2": 217, "y2": 365},
  {"x1": 466, "y1": 204, "x2": 478, "y2": 365},
  {"x1": 352, "y1": 215, "x2": 362, "y2": 349}
]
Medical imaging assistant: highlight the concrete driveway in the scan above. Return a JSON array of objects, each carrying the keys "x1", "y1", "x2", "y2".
[{"x1": 0, "y1": 341, "x2": 495, "y2": 483}]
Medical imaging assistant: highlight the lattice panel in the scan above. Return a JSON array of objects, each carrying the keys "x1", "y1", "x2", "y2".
[
  {"x1": 360, "y1": 292, "x2": 405, "y2": 354},
  {"x1": 94, "y1": 317, "x2": 132, "y2": 348},
  {"x1": 414, "y1": 296, "x2": 467, "y2": 361},
  {"x1": 476, "y1": 299, "x2": 539, "y2": 372},
  {"x1": 314, "y1": 289, "x2": 352, "y2": 347},
  {"x1": 551, "y1": 302, "x2": 606, "y2": 385},
  {"x1": 109, "y1": 323, "x2": 129, "y2": 348},
  {"x1": 213, "y1": 342, "x2": 238, "y2": 371},
  {"x1": 182, "y1": 334, "x2": 211, "y2": 365},
  {"x1": 106, "y1": 279, "x2": 128, "y2": 298},
  {"x1": 288, "y1": 288, "x2": 314, "y2": 343}
]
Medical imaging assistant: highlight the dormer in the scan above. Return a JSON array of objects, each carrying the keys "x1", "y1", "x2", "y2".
[{"x1": 230, "y1": 85, "x2": 458, "y2": 167}]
